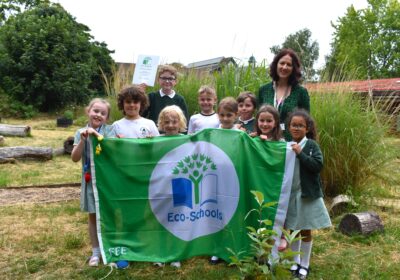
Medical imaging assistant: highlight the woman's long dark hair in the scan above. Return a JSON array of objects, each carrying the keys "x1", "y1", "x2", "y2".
[{"x1": 269, "y1": 48, "x2": 302, "y2": 87}]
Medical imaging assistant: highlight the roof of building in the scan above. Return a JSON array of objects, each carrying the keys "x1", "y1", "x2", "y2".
[
  {"x1": 187, "y1": 57, "x2": 237, "y2": 69},
  {"x1": 305, "y1": 78, "x2": 400, "y2": 93}
]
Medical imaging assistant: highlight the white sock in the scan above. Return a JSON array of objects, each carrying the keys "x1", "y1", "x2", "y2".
[
  {"x1": 92, "y1": 247, "x2": 100, "y2": 257},
  {"x1": 290, "y1": 239, "x2": 301, "y2": 270},
  {"x1": 300, "y1": 240, "x2": 312, "y2": 269}
]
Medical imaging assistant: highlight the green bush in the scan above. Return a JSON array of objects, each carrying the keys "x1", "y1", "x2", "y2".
[
  {"x1": 0, "y1": 3, "x2": 114, "y2": 112},
  {"x1": 63, "y1": 110, "x2": 74, "y2": 119},
  {"x1": 0, "y1": 94, "x2": 38, "y2": 118}
]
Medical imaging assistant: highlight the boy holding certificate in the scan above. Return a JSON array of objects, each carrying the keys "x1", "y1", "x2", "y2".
[{"x1": 144, "y1": 65, "x2": 189, "y2": 130}]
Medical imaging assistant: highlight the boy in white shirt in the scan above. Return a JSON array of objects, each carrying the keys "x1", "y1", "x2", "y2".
[
  {"x1": 188, "y1": 85, "x2": 219, "y2": 134},
  {"x1": 113, "y1": 85, "x2": 159, "y2": 138}
]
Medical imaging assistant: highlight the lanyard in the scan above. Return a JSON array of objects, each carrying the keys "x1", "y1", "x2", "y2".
[
  {"x1": 273, "y1": 82, "x2": 291, "y2": 114},
  {"x1": 84, "y1": 125, "x2": 102, "y2": 174}
]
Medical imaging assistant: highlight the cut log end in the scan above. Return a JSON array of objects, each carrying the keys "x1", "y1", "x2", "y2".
[
  {"x1": 64, "y1": 136, "x2": 74, "y2": 154},
  {"x1": 329, "y1": 194, "x2": 358, "y2": 216},
  {"x1": 339, "y1": 211, "x2": 384, "y2": 236}
]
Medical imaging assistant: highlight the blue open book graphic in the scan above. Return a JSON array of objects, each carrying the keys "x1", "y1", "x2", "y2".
[
  {"x1": 172, "y1": 178, "x2": 193, "y2": 209},
  {"x1": 200, "y1": 174, "x2": 218, "y2": 206}
]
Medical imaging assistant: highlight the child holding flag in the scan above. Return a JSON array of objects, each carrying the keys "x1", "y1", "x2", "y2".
[
  {"x1": 235, "y1": 91, "x2": 257, "y2": 134},
  {"x1": 285, "y1": 109, "x2": 331, "y2": 280},
  {"x1": 71, "y1": 98, "x2": 115, "y2": 267},
  {"x1": 217, "y1": 97, "x2": 241, "y2": 131},
  {"x1": 153, "y1": 105, "x2": 188, "y2": 268},
  {"x1": 254, "y1": 105, "x2": 282, "y2": 141},
  {"x1": 187, "y1": 85, "x2": 219, "y2": 134},
  {"x1": 113, "y1": 85, "x2": 159, "y2": 138}
]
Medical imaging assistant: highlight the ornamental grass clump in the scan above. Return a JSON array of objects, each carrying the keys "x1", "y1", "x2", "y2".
[
  {"x1": 310, "y1": 87, "x2": 396, "y2": 197},
  {"x1": 213, "y1": 60, "x2": 271, "y2": 101},
  {"x1": 101, "y1": 64, "x2": 133, "y2": 122}
]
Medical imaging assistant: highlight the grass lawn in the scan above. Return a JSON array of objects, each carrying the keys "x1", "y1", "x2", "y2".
[
  {"x1": 0, "y1": 116, "x2": 81, "y2": 187},
  {"x1": 0, "y1": 201, "x2": 399, "y2": 279},
  {"x1": 0, "y1": 116, "x2": 399, "y2": 279}
]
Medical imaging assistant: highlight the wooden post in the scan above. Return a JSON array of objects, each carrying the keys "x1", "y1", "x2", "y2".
[
  {"x1": 0, "y1": 146, "x2": 53, "y2": 160},
  {"x1": 0, "y1": 124, "x2": 31, "y2": 137},
  {"x1": 339, "y1": 211, "x2": 384, "y2": 236}
]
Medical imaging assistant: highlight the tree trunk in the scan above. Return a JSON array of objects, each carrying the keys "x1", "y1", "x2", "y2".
[
  {"x1": 0, "y1": 146, "x2": 53, "y2": 161},
  {"x1": 339, "y1": 211, "x2": 384, "y2": 236},
  {"x1": 328, "y1": 194, "x2": 357, "y2": 216},
  {"x1": 63, "y1": 136, "x2": 75, "y2": 154},
  {"x1": 0, "y1": 124, "x2": 31, "y2": 137}
]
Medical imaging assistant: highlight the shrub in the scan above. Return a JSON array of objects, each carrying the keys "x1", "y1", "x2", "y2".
[{"x1": 0, "y1": 3, "x2": 114, "y2": 112}]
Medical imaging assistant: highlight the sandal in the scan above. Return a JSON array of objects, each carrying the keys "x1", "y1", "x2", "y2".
[
  {"x1": 88, "y1": 255, "x2": 100, "y2": 267},
  {"x1": 278, "y1": 237, "x2": 288, "y2": 251}
]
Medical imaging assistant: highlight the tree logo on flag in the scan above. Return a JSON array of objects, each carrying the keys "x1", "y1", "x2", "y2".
[
  {"x1": 148, "y1": 141, "x2": 240, "y2": 241},
  {"x1": 171, "y1": 154, "x2": 217, "y2": 209}
]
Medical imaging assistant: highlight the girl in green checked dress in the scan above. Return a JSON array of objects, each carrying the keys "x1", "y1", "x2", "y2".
[{"x1": 285, "y1": 109, "x2": 331, "y2": 280}]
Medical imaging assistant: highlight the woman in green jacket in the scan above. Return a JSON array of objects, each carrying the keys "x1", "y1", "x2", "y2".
[{"x1": 258, "y1": 48, "x2": 310, "y2": 140}]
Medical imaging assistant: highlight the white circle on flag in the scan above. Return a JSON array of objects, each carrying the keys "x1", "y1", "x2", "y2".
[{"x1": 148, "y1": 141, "x2": 240, "y2": 241}]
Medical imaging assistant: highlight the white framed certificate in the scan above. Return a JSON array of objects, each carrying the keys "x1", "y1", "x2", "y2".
[{"x1": 132, "y1": 55, "x2": 160, "y2": 86}]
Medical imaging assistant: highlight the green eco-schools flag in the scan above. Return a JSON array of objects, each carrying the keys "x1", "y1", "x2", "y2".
[{"x1": 91, "y1": 129, "x2": 295, "y2": 264}]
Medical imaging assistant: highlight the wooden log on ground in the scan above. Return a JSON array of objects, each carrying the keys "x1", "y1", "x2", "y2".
[
  {"x1": 0, "y1": 146, "x2": 53, "y2": 160},
  {"x1": 0, "y1": 135, "x2": 4, "y2": 146},
  {"x1": 53, "y1": 147, "x2": 65, "y2": 156},
  {"x1": 329, "y1": 194, "x2": 357, "y2": 216},
  {"x1": 339, "y1": 211, "x2": 384, "y2": 236},
  {"x1": 63, "y1": 136, "x2": 74, "y2": 154},
  {"x1": 0, "y1": 124, "x2": 31, "y2": 137}
]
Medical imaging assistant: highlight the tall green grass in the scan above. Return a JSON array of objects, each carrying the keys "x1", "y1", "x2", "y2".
[{"x1": 311, "y1": 89, "x2": 397, "y2": 196}]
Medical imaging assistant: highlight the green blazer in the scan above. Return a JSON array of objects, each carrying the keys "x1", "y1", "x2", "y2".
[
  {"x1": 297, "y1": 139, "x2": 324, "y2": 199},
  {"x1": 258, "y1": 82, "x2": 310, "y2": 140}
]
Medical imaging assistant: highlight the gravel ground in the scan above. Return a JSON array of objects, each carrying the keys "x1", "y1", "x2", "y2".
[{"x1": 0, "y1": 185, "x2": 80, "y2": 206}]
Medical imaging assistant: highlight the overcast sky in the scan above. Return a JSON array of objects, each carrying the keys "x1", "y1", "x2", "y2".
[{"x1": 54, "y1": 0, "x2": 368, "y2": 68}]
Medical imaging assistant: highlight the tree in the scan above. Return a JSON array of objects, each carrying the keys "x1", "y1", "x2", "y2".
[
  {"x1": 270, "y1": 28, "x2": 319, "y2": 81},
  {"x1": 0, "y1": 0, "x2": 48, "y2": 24},
  {"x1": 0, "y1": 3, "x2": 114, "y2": 111},
  {"x1": 324, "y1": 0, "x2": 400, "y2": 80}
]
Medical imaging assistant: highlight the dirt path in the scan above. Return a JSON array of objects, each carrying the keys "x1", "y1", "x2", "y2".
[{"x1": 0, "y1": 185, "x2": 80, "y2": 206}]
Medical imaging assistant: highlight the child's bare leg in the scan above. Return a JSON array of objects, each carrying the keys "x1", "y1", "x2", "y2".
[
  {"x1": 89, "y1": 213, "x2": 99, "y2": 248},
  {"x1": 88, "y1": 213, "x2": 100, "y2": 266}
]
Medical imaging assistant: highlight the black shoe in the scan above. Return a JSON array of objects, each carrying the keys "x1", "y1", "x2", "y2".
[
  {"x1": 209, "y1": 256, "x2": 220, "y2": 265},
  {"x1": 297, "y1": 265, "x2": 310, "y2": 280},
  {"x1": 290, "y1": 263, "x2": 300, "y2": 277}
]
